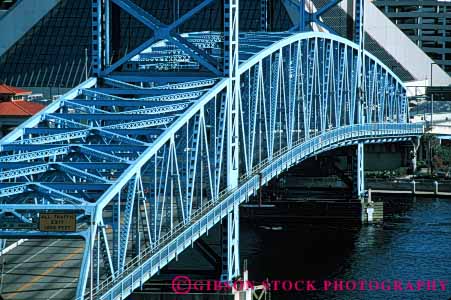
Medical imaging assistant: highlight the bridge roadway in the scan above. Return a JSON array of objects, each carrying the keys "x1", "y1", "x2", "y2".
[{"x1": 0, "y1": 239, "x2": 82, "y2": 300}]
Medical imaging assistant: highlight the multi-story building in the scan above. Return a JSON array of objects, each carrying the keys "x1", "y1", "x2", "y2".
[{"x1": 373, "y1": 0, "x2": 451, "y2": 75}]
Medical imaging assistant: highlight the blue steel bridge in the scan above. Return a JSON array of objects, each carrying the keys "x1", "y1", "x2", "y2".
[{"x1": 0, "y1": 0, "x2": 424, "y2": 299}]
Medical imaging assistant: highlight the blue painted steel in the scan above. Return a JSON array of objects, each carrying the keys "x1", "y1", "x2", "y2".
[
  {"x1": 223, "y1": 0, "x2": 240, "y2": 281},
  {"x1": 92, "y1": 0, "x2": 102, "y2": 75},
  {"x1": 286, "y1": 0, "x2": 342, "y2": 33},
  {"x1": 299, "y1": 0, "x2": 306, "y2": 31},
  {"x1": 260, "y1": 0, "x2": 268, "y2": 31},
  {"x1": 355, "y1": 0, "x2": 364, "y2": 45},
  {"x1": 103, "y1": 0, "x2": 220, "y2": 76},
  {"x1": 0, "y1": 1, "x2": 425, "y2": 299},
  {"x1": 357, "y1": 142, "x2": 365, "y2": 198}
]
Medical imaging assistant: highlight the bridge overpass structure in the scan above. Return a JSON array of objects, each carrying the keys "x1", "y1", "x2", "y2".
[{"x1": 0, "y1": 0, "x2": 425, "y2": 299}]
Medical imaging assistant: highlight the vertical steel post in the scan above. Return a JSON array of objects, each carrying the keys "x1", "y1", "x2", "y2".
[
  {"x1": 85, "y1": 48, "x2": 88, "y2": 80},
  {"x1": 355, "y1": 0, "x2": 365, "y2": 201},
  {"x1": 92, "y1": 0, "x2": 102, "y2": 75},
  {"x1": 220, "y1": 220, "x2": 228, "y2": 280},
  {"x1": 0, "y1": 239, "x2": 5, "y2": 296},
  {"x1": 355, "y1": 0, "x2": 365, "y2": 125},
  {"x1": 430, "y1": 94, "x2": 434, "y2": 128},
  {"x1": 221, "y1": 203, "x2": 240, "y2": 281},
  {"x1": 299, "y1": 0, "x2": 306, "y2": 31},
  {"x1": 225, "y1": 0, "x2": 239, "y2": 190},
  {"x1": 229, "y1": 203, "x2": 240, "y2": 279},
  {"x1": 260, "y1": 0, "x2": 268, "y2": 31},
  {"x1": 113, "y1": 193, "x2": 120, "y2": 271},
  {"x1": 354, "y1": 0, "x2": 364, "y2": 46},
  {"x1": 223, "y1": 0, "x2": 240, "y2": 281},
  {"x1": 105, "y1": 0, "x2": 110, "y2": 67},
  {"x1": 76, "y1": 230, "x2": 92, "y2": 300},
  {"x1": 357, "y1": 143, "x2": 364, "y2": 199}
]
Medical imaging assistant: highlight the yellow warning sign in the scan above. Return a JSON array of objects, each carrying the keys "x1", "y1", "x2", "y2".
[{"x1": 39, "y1": 213, "x2": 76, "y2": 232}]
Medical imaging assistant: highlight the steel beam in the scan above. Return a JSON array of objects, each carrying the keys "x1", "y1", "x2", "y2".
[
  {"x1": 356, "y1": 142, "x2": 365, "y2": 199},
  {"x1": 221, "y1": 202, "x2": 240, "y2": 281},
  {"x1": 225, "y1": 0, "x2": 240, "y2": 190}
]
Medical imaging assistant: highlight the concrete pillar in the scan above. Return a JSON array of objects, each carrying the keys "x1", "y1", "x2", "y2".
[{"x1": 362, "y1": 199, "x2": 385, "y2": 224}]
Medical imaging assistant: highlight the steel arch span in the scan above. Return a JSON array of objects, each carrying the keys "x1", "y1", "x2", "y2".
[{"x1": 0, "y1": 31, "x2": 423, "y2": 299}]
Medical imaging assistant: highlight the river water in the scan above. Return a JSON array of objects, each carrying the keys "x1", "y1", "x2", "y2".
[
  {"x1": 131, "y1": 197, "x2": 451, "y2": 300},
  {"x1": 241, "y1": 197, "x2": 451, "y2": 300}
]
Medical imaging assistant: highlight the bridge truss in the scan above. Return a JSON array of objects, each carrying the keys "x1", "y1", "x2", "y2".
[{"x1": 0, "y1": 0, "x2": 423, "y2": 299}]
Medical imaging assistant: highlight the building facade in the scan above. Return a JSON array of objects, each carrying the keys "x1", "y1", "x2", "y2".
[{"x1": 373, "y1": 0, "x2": 451, "y2": 75}]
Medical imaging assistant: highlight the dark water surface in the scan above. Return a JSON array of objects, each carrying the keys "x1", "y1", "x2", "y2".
[
  {"x1": 240, "y1": 197, "x2": 451, "y2": 300},
  {"x1": 131, "y1": 197, "x2": 451, "y2": 300}
]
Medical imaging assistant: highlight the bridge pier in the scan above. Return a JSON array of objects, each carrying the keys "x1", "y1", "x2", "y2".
[
  {"x1": 352, "y1": 143, "x2": 380, "y2": 224},
  {"x1": 360, "y1": 197, "x2": 383, "y2": 224}
]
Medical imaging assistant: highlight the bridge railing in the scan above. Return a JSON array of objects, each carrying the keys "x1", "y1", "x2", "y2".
[{"x1": 86, "y1": 178, "x2": 239, "y2": 299}]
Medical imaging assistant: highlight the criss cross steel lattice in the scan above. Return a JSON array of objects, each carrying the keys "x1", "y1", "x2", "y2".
[{"x1": 0, "y1": 1, "x2": 424, "y2": 300}]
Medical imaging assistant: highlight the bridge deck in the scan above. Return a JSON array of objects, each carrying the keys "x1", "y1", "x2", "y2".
[{"x1": 1, "y1": 239, "x2": 82, "y2": 300}]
